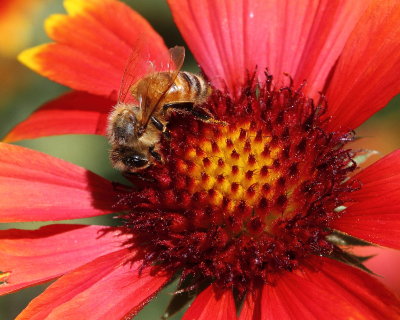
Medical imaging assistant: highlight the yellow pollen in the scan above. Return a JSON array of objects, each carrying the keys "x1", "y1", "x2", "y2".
[{"x1": 180, "y1": 122, "x2": 282, "y2": 209}]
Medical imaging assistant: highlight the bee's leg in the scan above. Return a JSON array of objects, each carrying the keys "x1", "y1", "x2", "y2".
[
  {"x1": 163, "y1": 102, "x2": 226, "y2": 125},
  {"x1": 163, "y1": 102, "x2": 209, "y2": 120},
  {"x1": 149, "y1": 145, "x2": 162, "y2": 162},
  {"x1": 163, "y1": 102, "x2": 194, "y2": 112},
  {"x1": 151, "y1": 116, "x2": 165, "y2": 131},
  {"x1": 150, "y1": 116, "x2": 171, "y2": 139}
]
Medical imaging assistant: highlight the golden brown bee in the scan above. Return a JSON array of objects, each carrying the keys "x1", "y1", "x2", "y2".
[{"x1": 107, "y1": 46, "x2": 218, "y2": 172}]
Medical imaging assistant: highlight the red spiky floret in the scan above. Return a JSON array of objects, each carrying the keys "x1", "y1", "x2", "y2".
[{"x1": 118, "y1": 73, "x2": 359, "y2": 294}]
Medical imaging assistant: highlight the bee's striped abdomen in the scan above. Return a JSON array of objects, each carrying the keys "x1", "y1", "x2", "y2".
[{"x1": 177, "y1": 71, "x2": 211, "y2": 104}]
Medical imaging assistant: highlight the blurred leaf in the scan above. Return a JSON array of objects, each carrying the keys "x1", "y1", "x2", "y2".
[{"x1": 325, "y1": 246, "x2": 377, "y2": 276}]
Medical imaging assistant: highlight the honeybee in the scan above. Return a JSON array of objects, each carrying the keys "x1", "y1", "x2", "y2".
[{"x1": 107, "y1": 45, "x2": 219, "y2": 172}]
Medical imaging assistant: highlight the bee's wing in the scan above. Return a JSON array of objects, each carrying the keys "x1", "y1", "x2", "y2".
[
  {"x1": 118, "y1": 36, "x2": 170, "y2": 106},
  {"x1": 118, "y1": 38, "x2": 157, "y2": 105},
  {"x1": 139, "y1": 46, "x2": 185, "y2": 127}
]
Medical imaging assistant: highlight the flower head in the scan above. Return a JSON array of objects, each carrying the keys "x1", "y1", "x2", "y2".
[
  {"x1": 1, "y1": 0, "x2": 400, "y2": 319},
  {"x1": 120, "y1": 75, "x2": 359, "y2": 294}
]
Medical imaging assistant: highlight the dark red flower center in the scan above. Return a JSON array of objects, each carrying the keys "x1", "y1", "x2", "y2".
[{"x1": 119, "y1": 74, "x2": 358, "y2": 293}]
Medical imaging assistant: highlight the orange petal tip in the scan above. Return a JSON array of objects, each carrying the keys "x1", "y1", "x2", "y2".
[{"x1": 17, "y1": 44, "x2": 49, "y2": 73}]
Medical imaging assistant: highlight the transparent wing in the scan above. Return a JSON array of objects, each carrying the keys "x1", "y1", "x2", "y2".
[
  {"x1": 139, "y1": 46, "x2": 185, "y2": 127},
  {"x1": 118, "y1": 37, "x2": 152, "y2": 105}
]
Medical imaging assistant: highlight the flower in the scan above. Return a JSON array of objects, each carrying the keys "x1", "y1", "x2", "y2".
[{"x1": 1, "y1": 0, "x2": 400, "y2": 319}]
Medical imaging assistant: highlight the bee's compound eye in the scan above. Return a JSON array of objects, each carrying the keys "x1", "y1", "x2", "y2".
[{"x1": 125, "y1": 154, "x2": 149, "y2": 168}]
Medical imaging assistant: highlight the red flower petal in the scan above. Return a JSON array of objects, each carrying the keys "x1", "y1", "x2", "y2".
[
  {"x1": 355, "y1": 246, "x2": 400, "y2": 296},
  {"x1": 183, "y1": 285, "x2": 236, "y2": 320},
  {"x1": 3, "y1": 91, "x2": 114, "y2": 142},
  {"x1": 326, "y1": 0, "x2": 400, "y2": 130},
  {"x1": 0, "y1": 143, "x2": 118, "y2": 222},
  {"x1": 238, "y1": 287, "x2": 261, "y2": 320},
  {"x1": 168, "y1": 0, "x2": 369, "y2": 98},
  {"x1": 292, "y1": 1, "x2": 370, "y2": 99},
  {"x1": 16, "y1": 249, "x2": 171, "y2": 320},
  {"x1": 241, "y1": 257, "x2": 400, "y2": 319},
  {"x1": 333, "y1": 150, "x2": 400, "y2": 249},
  {"x1": 18, "y1": 0, "x2": 169, "y2": 96},
  {"x1": 0, "y1": 224, "x2": 127, "y2": 295}
]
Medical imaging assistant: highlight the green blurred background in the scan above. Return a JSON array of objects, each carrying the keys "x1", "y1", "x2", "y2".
[{"x1": 0, "y1": 0, "x2": 399, "y2": 319}]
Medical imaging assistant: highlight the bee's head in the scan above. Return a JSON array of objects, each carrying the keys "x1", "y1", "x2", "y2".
[{"x1": 110, "y1": 146, "x2": 149, "y2": 172}]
